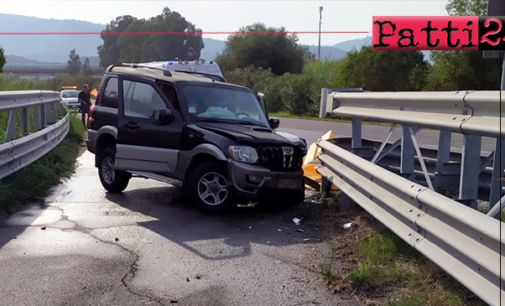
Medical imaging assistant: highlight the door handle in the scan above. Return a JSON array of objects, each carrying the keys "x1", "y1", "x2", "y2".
[{"x1": 124, "y1": 122, "x2": 140, "y2": 130}]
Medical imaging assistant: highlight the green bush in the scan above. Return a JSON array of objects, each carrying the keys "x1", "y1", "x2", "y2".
[
  {"x1": 222, "y1": 60, "x2": 341, "y2": 116},
  {"x1": 0, "y1": 74, "x2": 102, "y2": 92}
]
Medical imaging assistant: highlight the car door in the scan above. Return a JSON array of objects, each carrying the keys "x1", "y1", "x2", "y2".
[{"x1": 114, "y1": 75, "x2": 184, "y2": 175}]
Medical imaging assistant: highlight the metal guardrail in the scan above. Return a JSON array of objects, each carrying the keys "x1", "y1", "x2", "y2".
[
  {"x1": 316, "y1": 89, "x2": 505, "y2": 305},
  {"x1": 0, "y1": 90, "x2": 70, "y2": 180}
]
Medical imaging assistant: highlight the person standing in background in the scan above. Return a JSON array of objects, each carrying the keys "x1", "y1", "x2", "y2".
[{"x1": 78, "y1": 84, "x2": 92, "y2": 128}]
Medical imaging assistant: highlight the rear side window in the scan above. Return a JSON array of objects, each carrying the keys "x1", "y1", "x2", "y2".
[{"x1": 101, "y1": 77, "x2": 119, "y2": 108}]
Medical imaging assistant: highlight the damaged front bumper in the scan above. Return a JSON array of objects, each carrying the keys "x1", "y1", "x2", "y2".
[{"x1": 227, "y1": 160, "x2": 304, "y2": 201}]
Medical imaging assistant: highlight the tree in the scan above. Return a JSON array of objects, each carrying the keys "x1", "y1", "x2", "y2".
[
  {"x1": 445, "y1": 0, "x2": 488, "y2": 16},
  {"x1": 97, "y1": 15, "x2": 137, "y2": 67},
  {"x1": 81, "y1": 58, "x2": 94, "y2": 77},
  {"x1": 0, "y1": 46, "x2": 5, "y2": 73},
  {"x1": 214, "y1": 23, "x2": 310, "y2": 76},
  {"x1": 425, "y1": 0, "x2": 500, "y2": 91},
  {"x1": 333, "y1": 46, "x2": 428, "y2": 91},
  {"x1": 97, "y1": 8, "x2": 204, "y2": 66},
  {"x1": 67, "y1": 49, "x2": 82, "y2": 76}
]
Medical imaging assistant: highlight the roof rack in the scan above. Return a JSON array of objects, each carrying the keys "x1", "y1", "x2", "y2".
[
  {"x1": 173, "y1": 70, "x2": 227, "y2": 83},
  {"x1": 109, "y1": 63, "x2": 173, "y2": 77}
]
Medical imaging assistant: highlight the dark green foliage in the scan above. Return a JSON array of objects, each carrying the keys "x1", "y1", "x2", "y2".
[
  {"x1": 67, "y1": 49, "x2": 82, "y2": 76},
  {"x1": 0, "y1": 46, "x2": 5, "y2": 73},
  {"x1": 332, "y1": 46, "x2": 428, "y2": 91},
  {"x1": 215, "y1": 23, "x2": 311, "y2": 76},
  {"x1": 97, "y1": 8, "x2": 204, "y2": 67}
]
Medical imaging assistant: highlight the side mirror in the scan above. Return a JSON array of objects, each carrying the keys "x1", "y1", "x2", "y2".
[
  {"x1": 154, "y1": 108, "x2": 174, "y2": 125},
  {"x1": 269, "y1": 117, "x2": 280, "y2": 129}
]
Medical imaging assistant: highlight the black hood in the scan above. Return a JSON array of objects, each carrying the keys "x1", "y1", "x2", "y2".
[{"x1": 194, "y1": 122, "x2": 305, "y2": 147}]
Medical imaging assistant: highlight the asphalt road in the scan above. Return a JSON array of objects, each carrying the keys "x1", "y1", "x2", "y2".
[
  {"x1": 0, "y1": 117, "x2": 496, "y2": 306},
  {"x1": 0, "y1": 147, "x2": 356, "y2": 306}
]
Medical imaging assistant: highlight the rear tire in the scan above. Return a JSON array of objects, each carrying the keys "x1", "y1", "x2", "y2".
[
  {"x1": 98, "y1": 147, "x2": 130, "y2": 193},
  {"x1": 186, "y1": 161, "x2": 235, "y2": 214}
]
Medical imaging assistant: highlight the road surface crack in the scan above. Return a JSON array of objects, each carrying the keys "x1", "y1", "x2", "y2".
[{"x1": 55, "y1": 211, "x2": 167, "y2": 305}]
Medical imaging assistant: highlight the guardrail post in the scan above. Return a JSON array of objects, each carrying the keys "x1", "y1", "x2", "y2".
[
  {"x1": 401, "y1": 125, "x2": 415, "y2": 180},
  {"x1": 21, "y1": 107, "x2": 29, "y2": 136},
  {"x1": 489, "y1": 138, "x2": 505, "y2": 211},
  {"x1": 42, "y1": 104, "x2": 48, "y2": 127},
  {"x1": 319, "y1": 88, "x2": 328, "y2": 118},
  {"x1": 351, "y1": 118, "x2": 362, "y2": 149},
  {"x1": 434, "y1": 131, "x2": 458, "y2": 190},
  {"x1": 458, "y1": 135, "x2": 482, "y2": 208},
  {"x1": 55, "y1": 101, "x2": 60, "y2": 118},
  {"x1": 4, "y1": 110, "x2": 17, "y2": 142},
  {"x1": 34, "y1": 105, "x2": 41, "y2": 130}
]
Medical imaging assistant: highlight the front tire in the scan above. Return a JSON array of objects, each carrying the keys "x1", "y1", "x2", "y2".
[
  {"x1": 98, "y1": 147, "x2": 130, "y2": 193},
  {"x1": 186, "y1": 161, "x2": 235, "y2": 214}
]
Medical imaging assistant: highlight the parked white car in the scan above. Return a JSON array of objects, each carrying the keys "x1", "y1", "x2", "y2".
[{"x1": 60, "y1": 90, "x2": 80, "y2": 109}]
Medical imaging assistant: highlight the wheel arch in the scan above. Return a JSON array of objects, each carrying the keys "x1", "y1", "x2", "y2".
[
  {"x1": 177, "y1": 144, "x2": 228, "y2": 181},
  {"x1": 94, "y1": 126, "x2": 118, "y2": 167}
]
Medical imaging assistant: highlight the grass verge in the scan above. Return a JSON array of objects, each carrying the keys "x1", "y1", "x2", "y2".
[
  {"x1": 317, "y1": 196, "x2": 487, "y2": 306},
  {"x1": 269, "y1": 111, "x2": 391, "y2": 126},
  {"x1": 0, "y1": 115, "x2": 85, "y2": 223}
]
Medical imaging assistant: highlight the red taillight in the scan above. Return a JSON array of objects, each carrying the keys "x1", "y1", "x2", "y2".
[{"x1": 88, "y1": 105, "x2": 94, "y2": 126}]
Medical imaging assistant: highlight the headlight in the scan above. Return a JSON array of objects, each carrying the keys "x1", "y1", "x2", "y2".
[{"x1": 229, "y1": 146, "x2": 259, "y2": 163}]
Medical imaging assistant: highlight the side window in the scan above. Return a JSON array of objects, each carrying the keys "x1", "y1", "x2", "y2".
[
  {"x1": 123, "y1": 80, "x2": 167, "y2": 119},
  {"x1": 101, "y1": 77, "x2": 119, "y2": 108}
]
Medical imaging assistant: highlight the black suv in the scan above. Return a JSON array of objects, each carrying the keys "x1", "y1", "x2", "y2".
[{"x1": 86, "y1": 64, "x2": 308, "y2": 213}]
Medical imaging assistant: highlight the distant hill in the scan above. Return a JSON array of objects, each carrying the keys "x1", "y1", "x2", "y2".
[
  {"x1": 5, "y1": 55, "x2": 100, "y2": 67},
  {"x1": 0, "y1": 13, "x2": 105, "y2": 63}
]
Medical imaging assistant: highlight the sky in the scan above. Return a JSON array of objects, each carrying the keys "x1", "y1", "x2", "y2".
[{"x1": 0, "y1": 0, "x2": 451, "y2": 46}]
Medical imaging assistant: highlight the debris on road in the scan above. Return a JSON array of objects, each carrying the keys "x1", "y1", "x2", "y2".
[
  {"x1": 341, "y1": 223, "x2": 352, "y2": 230},
  {"x1": 292, "y1": 217, "x2": 303, "y2": 225},
  {"x1": 295, "y1": 229, "x2": 305, "y2": 233},
  {"x1": 277, "y1": 228, "x2": 283, "y2": 232},
  {"x1": 41, "y1": 227, "x2": 46, "y2": 230}
]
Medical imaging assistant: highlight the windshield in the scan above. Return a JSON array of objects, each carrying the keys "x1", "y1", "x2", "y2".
[
  {"x1": 181, "y1": 84, "x2": 269, "y2": 126},
  {"x1": 61, "y1": 90, "x2": 79, "y2": 98}
]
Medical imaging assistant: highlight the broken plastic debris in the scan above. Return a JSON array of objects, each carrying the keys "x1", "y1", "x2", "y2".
[
  {"x1": 295, "y1": 229, "x2": 305, "y2": 233},
  {"x1": 303, "y1": 238, "x2": 313, "y2": 242},
  {"x1": 312, "y1": 199, "x2": 323, "y2": 205},
  {"x1": 277, "y1": 228, "x2": 283, "y2": 232},
  {"x1": 341, "y1": 223, "x2": 352, "y2": 230},
  {"x1": 292, "y1": 217, "x2": 303, "y2": 225}
]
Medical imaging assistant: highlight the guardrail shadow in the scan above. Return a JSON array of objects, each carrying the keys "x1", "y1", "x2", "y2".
[
  {"x1": 0, "y1": 203, "x2": 47, "y2": 250},
  {"x1": 104, "y1": 186, "x2": 322, "y2": 262}
]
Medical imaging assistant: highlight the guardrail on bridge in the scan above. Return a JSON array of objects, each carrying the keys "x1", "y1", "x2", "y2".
[
  {"x1": 0, "y1": 90, "x2": 70, "y2": 180},
  {"x1": 316, "y1": 89, "x2": 505, "y2": 306}
]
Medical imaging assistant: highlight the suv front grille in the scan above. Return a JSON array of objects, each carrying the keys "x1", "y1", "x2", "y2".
[{"x1": 258, "y1": 146, "x2": 304, "y2": 171}]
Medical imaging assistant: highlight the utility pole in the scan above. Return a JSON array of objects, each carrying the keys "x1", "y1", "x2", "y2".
[{"x1": 318, "y1": 6, "x2": 323, "y2": 61}]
